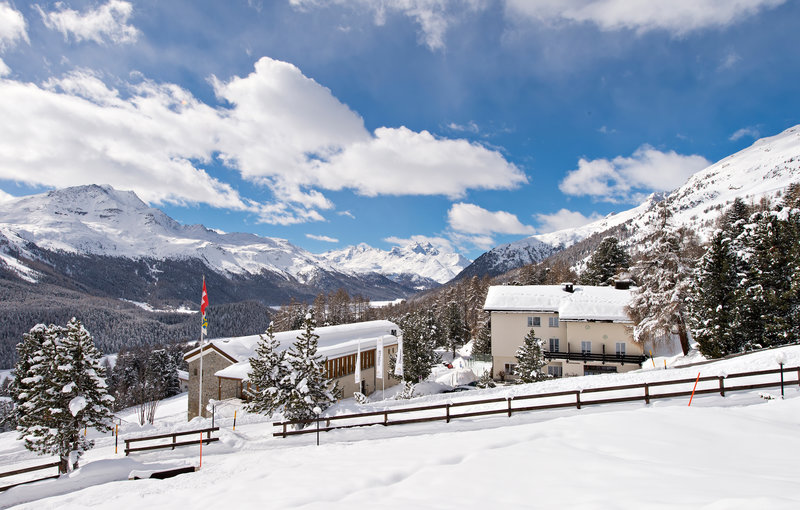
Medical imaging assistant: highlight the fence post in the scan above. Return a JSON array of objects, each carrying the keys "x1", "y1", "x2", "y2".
[
  {"x1": 172, "y1": 434, "x2": 177, "y2": 450},
  {"x1": 718, "y1": 376, "x2": 725, "y2": 397},
  {"x1": 383, "y1": 412, "x2": 388, "y2": 426},
  {"x1": 644, "y1": 383, "x2": 650, "y2": 405},
  {"x1": 575, "y1": 391, "x2": 581, "y2": 410},
  {"x1": 282, "y1": 422, "x2": 287, "y2": 438},
  {"x1": 507, "y1": 397, "x2": 512, "y2": 417},
  {"x1": 446, "y1": 403, "x2": 450, "y2": 423}
]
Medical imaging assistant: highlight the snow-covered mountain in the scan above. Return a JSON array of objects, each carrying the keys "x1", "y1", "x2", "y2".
[
  {"x1": 320, "y1": 241, "x2": 470, "y2": 287},
  {"x1": 457, "y1": 125, "x2": 800, "y2": 277},
  {"x1": 0, "y1": 184, "x2": 331, "y2": 281},
  {"x1": 0, "y1": 185, "x2": 447, "y2": 304}
]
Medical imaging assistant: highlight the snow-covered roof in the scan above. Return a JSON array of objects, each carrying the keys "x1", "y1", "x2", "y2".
[
  {"x1": 183, "y1": 320, "x2": 400, "y2": 380},
  {"x1": 483, "y1": 285, "x2": 633, "y2": 323}
]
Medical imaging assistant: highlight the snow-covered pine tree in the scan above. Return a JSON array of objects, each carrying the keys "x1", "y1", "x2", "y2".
[
  {"x1": 515, "y1": 328, "x2": 549, "y2": 383},
  {"x1": 579, "y1": 236, "x2": 631, "y2": 286},
  {"x1": 442, "y1": 301, "x2": 469, "y2": 357},
  {"x1": 13, "y1": 319, "x2": 113, "y2": 473},
  {"x1": 148, "y1": 348, "x2": 181, "y2": 400},
  {"x1": 689, "y1": 231, "x2": 744, "y2": 357},
  {"x1": 9, "y1": 324, "x2": 48, "y2": 428},
  {"x1": 627, "y1": 208, "x2": 699, "y2": 355},
  {"x1": 472, "y1": 318, "x2": 492, "y2": 356},
  {"x1": 392, "y1": 310, "x2": 441, "y2": 383},
  {"x1": 282, "y1": 312, "x2": 339, "y2": 425},
  {"x1": 738, "y1": 195, "x2": 800, "y2": 347},
  {"x1": 244, "y1": 322, "x2": 288, "y2": 416}
]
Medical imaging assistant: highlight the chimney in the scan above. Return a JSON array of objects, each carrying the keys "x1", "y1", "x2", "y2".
[{"x1": 561, "y1": 282, "x2": 574, "y2": 293}]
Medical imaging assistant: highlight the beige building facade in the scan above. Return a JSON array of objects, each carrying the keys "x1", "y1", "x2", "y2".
[
  {"x1": 484, "y1": 284, "x2": 646, "y2": 380},
  {"x1": 184, "y1": 320, "x2": 402, "y2": 420}
]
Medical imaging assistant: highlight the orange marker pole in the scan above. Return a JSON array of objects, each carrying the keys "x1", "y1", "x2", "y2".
[
  {"x1": 688, "y1": 372, "x2": 701, "y2": 406},
  {"x1": 233, "y1": 410, "x2": 237, "y2": 431},
  {"x1": 115, "y1": 424, "x2": 119, "y2": 454},
  {"x1": 650, "y1": 350, "x2": 655, "y2": 368},
  {"x1": 199, "y1": 432, "x2": 203, "y2": 469},
  {"x1": 664, "y1": 360, "x2": 667, "y2": 370}
]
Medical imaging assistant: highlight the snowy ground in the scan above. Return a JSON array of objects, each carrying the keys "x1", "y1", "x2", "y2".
[{"x1": 2, "y1": 345, "x2": 800, "y2": 509}]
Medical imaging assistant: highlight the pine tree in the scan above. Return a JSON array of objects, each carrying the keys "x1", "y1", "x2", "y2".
[
  {"x1": 689, "y1": 231, "x2": 743, "y2": 357},
  {"x1": 392, "y1": 310, "x2": 441, "y2": 383},
  {"x1": 442, "y1": 301, "x2": 469, "y2": 357},
  {"x1": 13, "y1": 319, "x2": 113, "y2": 473},
  {"x1": 147, "y1": 348, "x2": 181, "y2": 399},
  {"x1": 627, "y1": 215, "x2": 699, "y2": 355},
  {"x1": 244, "y1": 322, "x2": 288, "y2": 416},
  {"x1": 9, "y1": 324, "x2": 48, "y2": 428},
  {"x1": 472, "y1": 318, "x2": 492, "y2": 357},
  {"x1": 579, "y1": 237, "x2": 631, "y2": 286},
  {"x1": 282, "y1": 312, "x2": 339, "y2": 424},
  {"x1": 515, "y1": 329, "x2": 549, "y2": 383}
]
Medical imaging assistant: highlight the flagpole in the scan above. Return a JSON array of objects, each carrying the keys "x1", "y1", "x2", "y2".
[{"x1": 198, "y1": 275, "x2": 207, "y2": 418}]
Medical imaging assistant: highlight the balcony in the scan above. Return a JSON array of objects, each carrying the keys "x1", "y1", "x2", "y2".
[{"x1": 544, "y1": 344, "x2": 648, "y2": 365}]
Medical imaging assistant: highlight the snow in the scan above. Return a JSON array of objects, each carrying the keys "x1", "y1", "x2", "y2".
[
  {"x1": 480, "y1": 125, "x2": 800, "y2": 269},
  {"x1": 2, "y1": 347, "x2": 800, "y2": 508},
  {"x1": 68, "y1": 397, "x2": 87, "y2": 417},
  {"x1": 320, "y1": 241, "x2": 471, "y2": 284},
  {"x1": 0, "y1": 185, "x2": 466, "y2": 287},
  {"x1": 483, "y1": 284, "x2": 633, "y2": 322}
]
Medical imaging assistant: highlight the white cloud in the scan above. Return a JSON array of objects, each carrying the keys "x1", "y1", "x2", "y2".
[
  {"x1": 447, "y1": 120, "x2": 480, "y2": 133},
  {"x1": 447, "y1": 202, "x2": 535, "y2": 235},
  {"x1": 306, "y1": 233, "x2": 339, "y2": 243},
  {"x1": 290, "y1": 0, "x2": 485, "y2": 51},
  {"x1": 0, "y1": 57, "x2": 524, "y2": 224},
  {"x1": 559, "y1": 145, "x2": 710, "y2": 203},
  {"x1": 729, "y1": 126, "x2": 760, "y2": 141},
  {"x1": 505, "y1": 0, "x2": 786, "y2": 36},
  {"x1": 0, "y1": 2, "x2": 28, "y2": 60},
  {"x1": 37, "y1": 0, "x2": 139, "y2": 45},
  {"x1": 719, "y1": 51, "x2": 741, "y2": 70},
  {"x1": 0, "y1": 187, "x2": 14, "y2": 202},
  {"x1": 337, "y1": 210, "x2": 355, "y2": 219},
  {"x1": 535, "y1": 208, "x2": 603, "y2": 233},
  {"x1": 317, "y1": 126, "x2": 526, "y2": 198}
]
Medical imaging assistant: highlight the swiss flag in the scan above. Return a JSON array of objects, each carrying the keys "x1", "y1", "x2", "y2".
[{"x1": 201, "y1": 278, "x2": 209, "y2": 316}]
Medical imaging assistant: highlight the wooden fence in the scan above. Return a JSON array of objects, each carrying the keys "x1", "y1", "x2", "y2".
[
  {"x1": 0, "y1": 460, "x2": 60, "y2": 492},
  {"x1": 273, "y1": 365, "x2": 800, "y2": 438},
  {"x1": 125, "y1": 426, "x2": 219, "y2": 456}
]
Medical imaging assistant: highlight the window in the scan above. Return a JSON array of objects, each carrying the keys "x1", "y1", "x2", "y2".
[
  {"x1": 527, "y1": 316, "x2": 541, "y2": 327},
  {"x1": 504, "y1": 363, "x2": 517, "y2": 375},
  {"x1": 548, "y1": 316, "x2": 559, "y2": 328},
  {"x1": 581, "y1": 341, "x2": 592, "y2": 355},
  {"x1": 549, "y1": 338, "x2": 559, "y2": 352},
  {"x1": 547, "y1": 365, "x2": 563, "y2": 378},
  {"x1": 616, "y1": 343, "x2": 626, "y2": 357}
]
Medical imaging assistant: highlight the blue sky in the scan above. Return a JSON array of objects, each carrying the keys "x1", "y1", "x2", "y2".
[{"x1": 0, "y1": 0, "x2": 798, "y2": 260}]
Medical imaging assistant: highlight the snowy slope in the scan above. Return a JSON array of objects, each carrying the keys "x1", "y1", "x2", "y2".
[
  {"x1": 321, "y1": 241, "x2": 470, "y2": 285},
  {"x1": 2, "y1": 346, "x2": 799, "y2": 509},
  {"x1": 461, "y1": 124, "x2": 800, "y2": 277}
]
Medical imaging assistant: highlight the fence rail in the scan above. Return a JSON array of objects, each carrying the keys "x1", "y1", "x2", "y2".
[
  {"x1": 273, "y1": 365, "x2": 800, "y2": 438},
  {"x1": 125, "y1": 426, "x2": 219, "y2": 456},
  {"x1": 0, "y1": 460, "x2": 60, "y2": 492}
]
